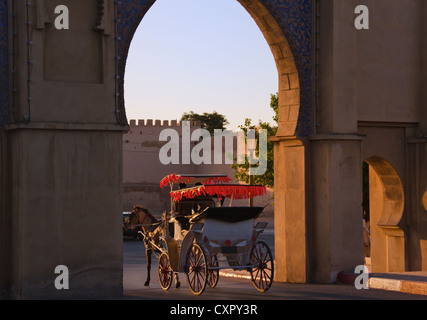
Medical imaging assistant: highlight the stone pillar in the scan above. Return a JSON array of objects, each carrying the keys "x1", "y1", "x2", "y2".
[
  {"x1": 420, "y1": 142, "x2": 427, "y2": 269},
  {"x1": 0, "y1": 0, "x2": 126, "y2": 298},
  {"x1": 4, "y1": 127, "x2": 124, "y2": 299},
  {"x1": 308, "y1": 134, "x2": 365, "y2": 283},
  {"x1": 366, "y1": 156, "x2": 406, "y2": 273},
  {"x1": 273, "y1": 137, "x2": 308, "y2": 283},
  {"x1": 306, "y1": 0, "x2": 365, "y2": 282},
  {"x1": 407, "y1": 138, "x2": 427, "y2": 271},
  {"x1": 273, "y1": 134, "x2": 365, "y2": 284},
  {"x1": 420, "y1": 0, "x2": 427, "y2": 135}
]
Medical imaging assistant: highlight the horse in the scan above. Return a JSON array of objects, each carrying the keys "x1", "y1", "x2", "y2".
[{"x1": 123, "y1": 205, "x2": 181, "y2": 288}]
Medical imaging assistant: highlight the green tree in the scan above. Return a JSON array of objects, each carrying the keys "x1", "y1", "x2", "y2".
[
  {"x1": 180, "y1": 111, "x2": 229, "y2": 135},
  {"x1": 231, "y1": 92, "x2": 278, "y2": 188},
  {"x1": 270, "y1": 92, "x2": 279, "y2": 123}
]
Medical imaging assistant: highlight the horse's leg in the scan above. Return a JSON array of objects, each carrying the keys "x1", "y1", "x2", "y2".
[
  {"x1": 175, "y1": 273, "x2": 180, "y2": 288},
  {"x1": 144, "y1": 248, "x2": 152, "y2": 286}
]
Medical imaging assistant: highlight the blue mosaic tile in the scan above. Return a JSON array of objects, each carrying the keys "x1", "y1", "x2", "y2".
[
  {"x1": 262, "y1": 0, "x2": 312, "y2": 136},
  {"x1": 0, "y1": 0, "x2": 9, "y2": 127},
  {"x1": 0, "y1": 0, "x2": 312, "y2": 134},
  {"x1": 116, "y1": 0, "x2": 156, "y2": 125}
]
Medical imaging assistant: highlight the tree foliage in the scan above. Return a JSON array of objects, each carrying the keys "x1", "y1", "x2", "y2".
[
  {"x1": 180, "y1": 111, "x2": 229, "y2": 134},
  {"x1": 270, "y1": 93, "x2": 279, "y2": 124},
  {"x1": 231, "y1": 93, "x2": 278, "y2": 188}
]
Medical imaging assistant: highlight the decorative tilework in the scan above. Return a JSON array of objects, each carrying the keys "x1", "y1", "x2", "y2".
[
  {"x1": 0, "y1": 0, "x2": 312, "y2": 133},
  {"x1": 116, "y1": 0, "x2": 156, "y2": 125},
  {"x1": 0, "y1": 0, "x2": 9, "y2": 127},
  {"x1": 261, "y1": 0, "x2": 312, "y2": 136}
]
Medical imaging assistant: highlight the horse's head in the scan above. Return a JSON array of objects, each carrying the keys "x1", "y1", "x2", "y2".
[
  {"x1": 123, "y1": 205, "x2": 142, "y2": 230},
  {"x1": 122, "y1": 214, "x2": 132, "y2": 231},
  {"x1": 123, "y1": 205, "x2": 155, "y2": 230}
]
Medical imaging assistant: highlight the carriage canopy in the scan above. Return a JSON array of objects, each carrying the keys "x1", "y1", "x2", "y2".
[
  {"x1": 160, "y1": 173, "x2": 266, "y2": 202},
  {"x1": 169, "y1": 184, "x2": 267, "y2": 202},
  {"x1": 160, "y1": 173, "x2": 231, "y2": 189}
]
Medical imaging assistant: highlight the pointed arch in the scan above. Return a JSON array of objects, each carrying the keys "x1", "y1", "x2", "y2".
[
  {"x1": 365, "y1": 156, "x2": 405, "y2": 228},
  {"x1": 115, "y1": 0, "x2": 312, "y2": 137},
  {"x1": 365, "y1": 156, "x2": 406, "y2": 272}
]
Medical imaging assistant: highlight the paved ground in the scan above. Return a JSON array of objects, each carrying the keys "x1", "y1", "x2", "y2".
[{"x1": 122, "y1": 236, "x2": 427, "y2": 301}]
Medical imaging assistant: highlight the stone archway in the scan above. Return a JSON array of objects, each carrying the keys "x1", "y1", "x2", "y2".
[
  {"x1": 365, "y1": 156, "x2": 406, "y2": 272},
  {"x1": 115, "y1": 0, "x2": 312, "y2": 136},
  {"x1": 116, "y1": 0, "x2": 313, "y2": 283},
  {"x1": 236, "y1": 0, "x2": 301, "y2": 137},
  {"x1": 0, "y1": 0, "x2": 313, "y2": 298}
]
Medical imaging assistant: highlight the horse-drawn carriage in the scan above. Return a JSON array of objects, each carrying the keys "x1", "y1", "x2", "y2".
[{"x1": 124, "y1": 173, "x2": 274, "y2": 295}]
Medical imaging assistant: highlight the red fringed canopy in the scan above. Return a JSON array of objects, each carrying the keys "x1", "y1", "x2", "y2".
[
  {"x1": 160, "y1": 173, "x2": 231, "y2": 188},
  {"x1": 170, "y1": 184, "x2": 267, "y2": 202}
]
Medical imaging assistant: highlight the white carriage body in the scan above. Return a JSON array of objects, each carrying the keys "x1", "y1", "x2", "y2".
[{"x1": 202, "y1": 218, "x2": 254, "y2": 247}]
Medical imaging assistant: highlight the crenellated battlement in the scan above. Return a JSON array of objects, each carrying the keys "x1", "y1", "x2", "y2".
[
  {"x1": 128, "y1": 119, "x2": 202, "y2": 128},
  {"x1": 125, "y1": 119, "x2": 204, "y2": 140}
]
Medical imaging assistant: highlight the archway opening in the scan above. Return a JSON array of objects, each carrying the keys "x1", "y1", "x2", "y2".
[
  {"x1": 124, "y1": 0, "x2": 278, "y2": 131},
  {"x1": 364, "y1": 156, "x2": 406, "y2": 273},
  {"x1": 120, "y1": 0, "x2": 302, "y2": 293}
]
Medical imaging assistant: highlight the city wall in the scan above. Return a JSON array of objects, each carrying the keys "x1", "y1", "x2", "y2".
[{"x1": 123, "y1": 119, "x2": 274, "y2": 217}]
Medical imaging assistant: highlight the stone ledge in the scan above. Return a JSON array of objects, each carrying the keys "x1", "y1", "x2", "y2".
[
  {"x1": 337, "y1": 270, "x2": 427, "y2": 296},
  {"x1": 5, "y1": 121, "x2": 130, "y2": 132}
]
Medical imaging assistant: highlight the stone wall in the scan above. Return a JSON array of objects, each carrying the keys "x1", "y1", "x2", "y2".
[{"x1": 122, "y1": 119, "x2": 274, "y2": 218}]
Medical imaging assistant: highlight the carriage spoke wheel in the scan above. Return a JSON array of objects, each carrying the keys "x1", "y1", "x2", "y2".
[
  {"x1": 207, "y1": 254, "x2": 219, "y2": 288},
  {"x1": 185, "y1": 243, "x2": 208, "y2": 295},
  {"x1": 158, "y1": 252, "x2": 173, "y2": 291},
  {"x1": 249, "y1": 241, "x2": 274, "y2": 292}
]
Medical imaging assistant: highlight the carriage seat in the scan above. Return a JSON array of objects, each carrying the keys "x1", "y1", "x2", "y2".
[{"x1": 169, "y1": 216, "x2": 190, "y2": 241}]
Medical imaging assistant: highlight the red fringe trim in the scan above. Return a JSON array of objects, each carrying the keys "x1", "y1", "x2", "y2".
[
  {"x1": 160, "y1": 174, "x2": 231, "y2": 188},
  {"x1": 170, "y1": 184, "x2": 266, "y2": 201}
]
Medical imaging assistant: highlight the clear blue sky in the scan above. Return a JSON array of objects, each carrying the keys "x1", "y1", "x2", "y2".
[{"x1": 124, "y1": 0, "x2": 278, "y2": 131}]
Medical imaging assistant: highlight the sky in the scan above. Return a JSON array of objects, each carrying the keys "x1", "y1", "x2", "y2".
[{"x1": 124, "y1": 0, "x2": 278, "y2": 131}]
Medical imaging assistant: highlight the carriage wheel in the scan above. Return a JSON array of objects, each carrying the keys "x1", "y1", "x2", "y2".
[
  {"x1": 207, "y1": 254, "x2": 219, "y2": 288},
  {"x1": 158, "y1": 252, "x2": 173, "y2": 291},
  {"x1": 249, "y1": 241, "x2": 274, "y2": 292},
  {"x1": 185, "y1": 243, "x2": 208, "y2": 295}
]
